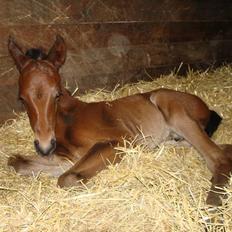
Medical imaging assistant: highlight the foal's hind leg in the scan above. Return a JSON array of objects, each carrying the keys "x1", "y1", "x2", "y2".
[
  {"x1": 58, "y1": 140, "x2": 121, "y2": 188},
  {"x1": 207, "y1": 144, "x2": 232, "y2": 205},
  {"x1": 8, "y1": 154, "x2": 72, "y2": 177},
  {"x1": 151, "y1": 96, "x2": 232, "y2": 206}
]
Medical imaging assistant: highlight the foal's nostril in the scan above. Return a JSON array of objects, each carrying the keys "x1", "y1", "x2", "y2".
[
  {"x1": 34, "y1": 139, "x2": 40, "y2": 153},
  {"x1": 34, "y1": 139, "x2": 39, "y2": 147},
  {"x1": 34, "y1": 138, "x2": 56, "y2": 156}
]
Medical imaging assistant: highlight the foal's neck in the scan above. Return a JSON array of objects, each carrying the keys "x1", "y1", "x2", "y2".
[{"x1": 58, "y1": 87, "x2": 87, "y2": 112}]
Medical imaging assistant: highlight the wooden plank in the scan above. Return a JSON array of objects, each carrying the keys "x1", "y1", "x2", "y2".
[
  {"x1": 0, "y1": 21, "x2": 231, "y2": 55},
  {"x1": 3, "y1": 39, "x2": 232, "y2": 84},
  {"x1": 1, "y1": 0, "x2": 231, "y2": 25},
  {"x1": 71, "y1": 0, "x2": 232, "y2": 22},
  {"x1": 61, "y1": 40, "x2": 232, "y2": 90}
]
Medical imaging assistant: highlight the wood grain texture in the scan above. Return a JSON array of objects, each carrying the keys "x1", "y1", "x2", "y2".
[
  {"x1": 0, "y1": 0, "x2": 231, "y2": 122},
  {"x1": 1, "y1": 0, "x2": 231, "y2": 24}
]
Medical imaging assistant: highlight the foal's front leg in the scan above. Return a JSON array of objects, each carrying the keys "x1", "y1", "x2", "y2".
[
  {"x1": 58, "y1": 140, "x2": 121, "y2": 188},
  {"x1": 8, "y1": 154, "x2": 72, "y2": 177}
]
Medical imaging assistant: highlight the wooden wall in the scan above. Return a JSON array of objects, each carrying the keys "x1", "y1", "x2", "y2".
[{"x1": 0, "y1": 0, "x2": 232, "y2": 122}]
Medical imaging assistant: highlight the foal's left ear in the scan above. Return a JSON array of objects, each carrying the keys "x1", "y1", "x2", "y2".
[
  {"x1": 8, "y1": 36, "x2": 29, "y2": 73},
  {"x1": 47, "y1": 35, "x2": 66, "y2": 69}
]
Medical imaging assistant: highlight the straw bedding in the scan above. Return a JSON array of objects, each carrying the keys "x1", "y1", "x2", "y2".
[{"x1": 0, "y1": 66, "x2": 232, "y2": 231}]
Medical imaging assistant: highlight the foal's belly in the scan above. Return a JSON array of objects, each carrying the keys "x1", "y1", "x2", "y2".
[
  {"x1": 135, "y1": 109, "x2": 171, "y2": 148},
  {"x1": 113, "y1": 98, "x2": 171, "y2": 148}
]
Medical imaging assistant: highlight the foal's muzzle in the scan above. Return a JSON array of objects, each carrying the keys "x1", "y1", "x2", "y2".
[{"x1": 34, "y1": 138, "x2": 56, "y2": 156}]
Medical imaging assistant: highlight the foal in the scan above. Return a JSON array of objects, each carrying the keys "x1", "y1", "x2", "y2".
[{"x1": 8, "y1": 35, "x2": 232, "y2": 206}]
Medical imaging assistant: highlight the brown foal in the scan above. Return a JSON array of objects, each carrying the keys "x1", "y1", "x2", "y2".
[{"x1": 7, "y1": 35, "x2": 232, "y2": 206}]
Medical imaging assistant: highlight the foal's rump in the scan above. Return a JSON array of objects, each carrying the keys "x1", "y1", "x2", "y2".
[
  {"x1": 149, "y1": 88, "x2": 222, "y2": 139},
  {"x1": 146, "y1": 89, "x2": 222, "y2": 147}
]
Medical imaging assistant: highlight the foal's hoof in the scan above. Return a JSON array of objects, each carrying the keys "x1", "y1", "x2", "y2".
[{"x1": 57, "y1": 173, "x2": 84, "y2": 188}]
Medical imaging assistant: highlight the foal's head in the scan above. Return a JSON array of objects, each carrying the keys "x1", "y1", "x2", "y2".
[{"x1": 8, "y1": 35, "x2": 66, "y2": 156}]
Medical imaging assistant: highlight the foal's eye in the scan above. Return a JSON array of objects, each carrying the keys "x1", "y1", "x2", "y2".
[
  {"x1": 18, "y1": 97, "x2": 27, "y2": 107},
  {"x1": 55, "y1": 93, "x2": 62, "y2": 101},
  {"x1": 18, "y1": 96, "x2": 25, "y2": 103}
]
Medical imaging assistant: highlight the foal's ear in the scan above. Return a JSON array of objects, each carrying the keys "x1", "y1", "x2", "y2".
[
  {"x1": 8, "y1": 36, "x2": 29, "y2": 72},
  {"x1": 47, "y1": 35, "x2": 66, "y2": 69}
]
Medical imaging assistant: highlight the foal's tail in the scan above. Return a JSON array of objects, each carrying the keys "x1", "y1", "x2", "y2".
[{"x1": 205, "y1": 110, "x2": 222, "y2": 137}]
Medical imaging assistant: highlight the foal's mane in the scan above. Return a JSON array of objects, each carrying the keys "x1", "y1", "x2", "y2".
[{"x1": 25, "y1": 48, "x2": 47, "y2": 60}]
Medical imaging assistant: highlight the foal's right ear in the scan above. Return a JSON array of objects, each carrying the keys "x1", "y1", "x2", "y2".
[
  {"x1": 8, "y1": 36, "x2": 29, "y2": 73},
  {"x1": 47, "y1": 35, "x2": 66, "y2": 70}
]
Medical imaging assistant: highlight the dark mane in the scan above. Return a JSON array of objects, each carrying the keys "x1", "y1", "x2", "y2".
[{"x1": 25, "y1": 48, "x2": 47, "y2": 60}]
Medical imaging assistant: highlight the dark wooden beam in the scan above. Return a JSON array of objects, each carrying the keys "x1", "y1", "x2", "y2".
[{"x1": 1, "y1": 0, "x2": 232, "y2": 24}]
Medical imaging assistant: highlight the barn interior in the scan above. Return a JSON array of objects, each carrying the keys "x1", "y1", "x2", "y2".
[{"x1": 0, "y1": 1, "x2": 232, "y2": 231}]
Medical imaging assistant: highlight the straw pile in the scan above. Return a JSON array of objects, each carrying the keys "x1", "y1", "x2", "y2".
[{"x1": 0, "y1": 66, "x2": 232, "y2": 232}]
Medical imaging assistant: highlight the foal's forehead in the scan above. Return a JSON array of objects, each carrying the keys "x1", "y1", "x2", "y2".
[
  {"x1": 21, "y1": 60, "x2": 58, "y2": 78},
  {"x1": 19, "y1": 60, "x2": 60, "y2": 94}
]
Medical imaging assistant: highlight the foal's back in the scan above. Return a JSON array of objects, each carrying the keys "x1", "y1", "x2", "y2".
[
  {"x1": 99, "y1": 88, "x2": 211, "y2": 146},
  {"x1": 103, "y1": 91, "x2": 169, "y2": 146}
]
